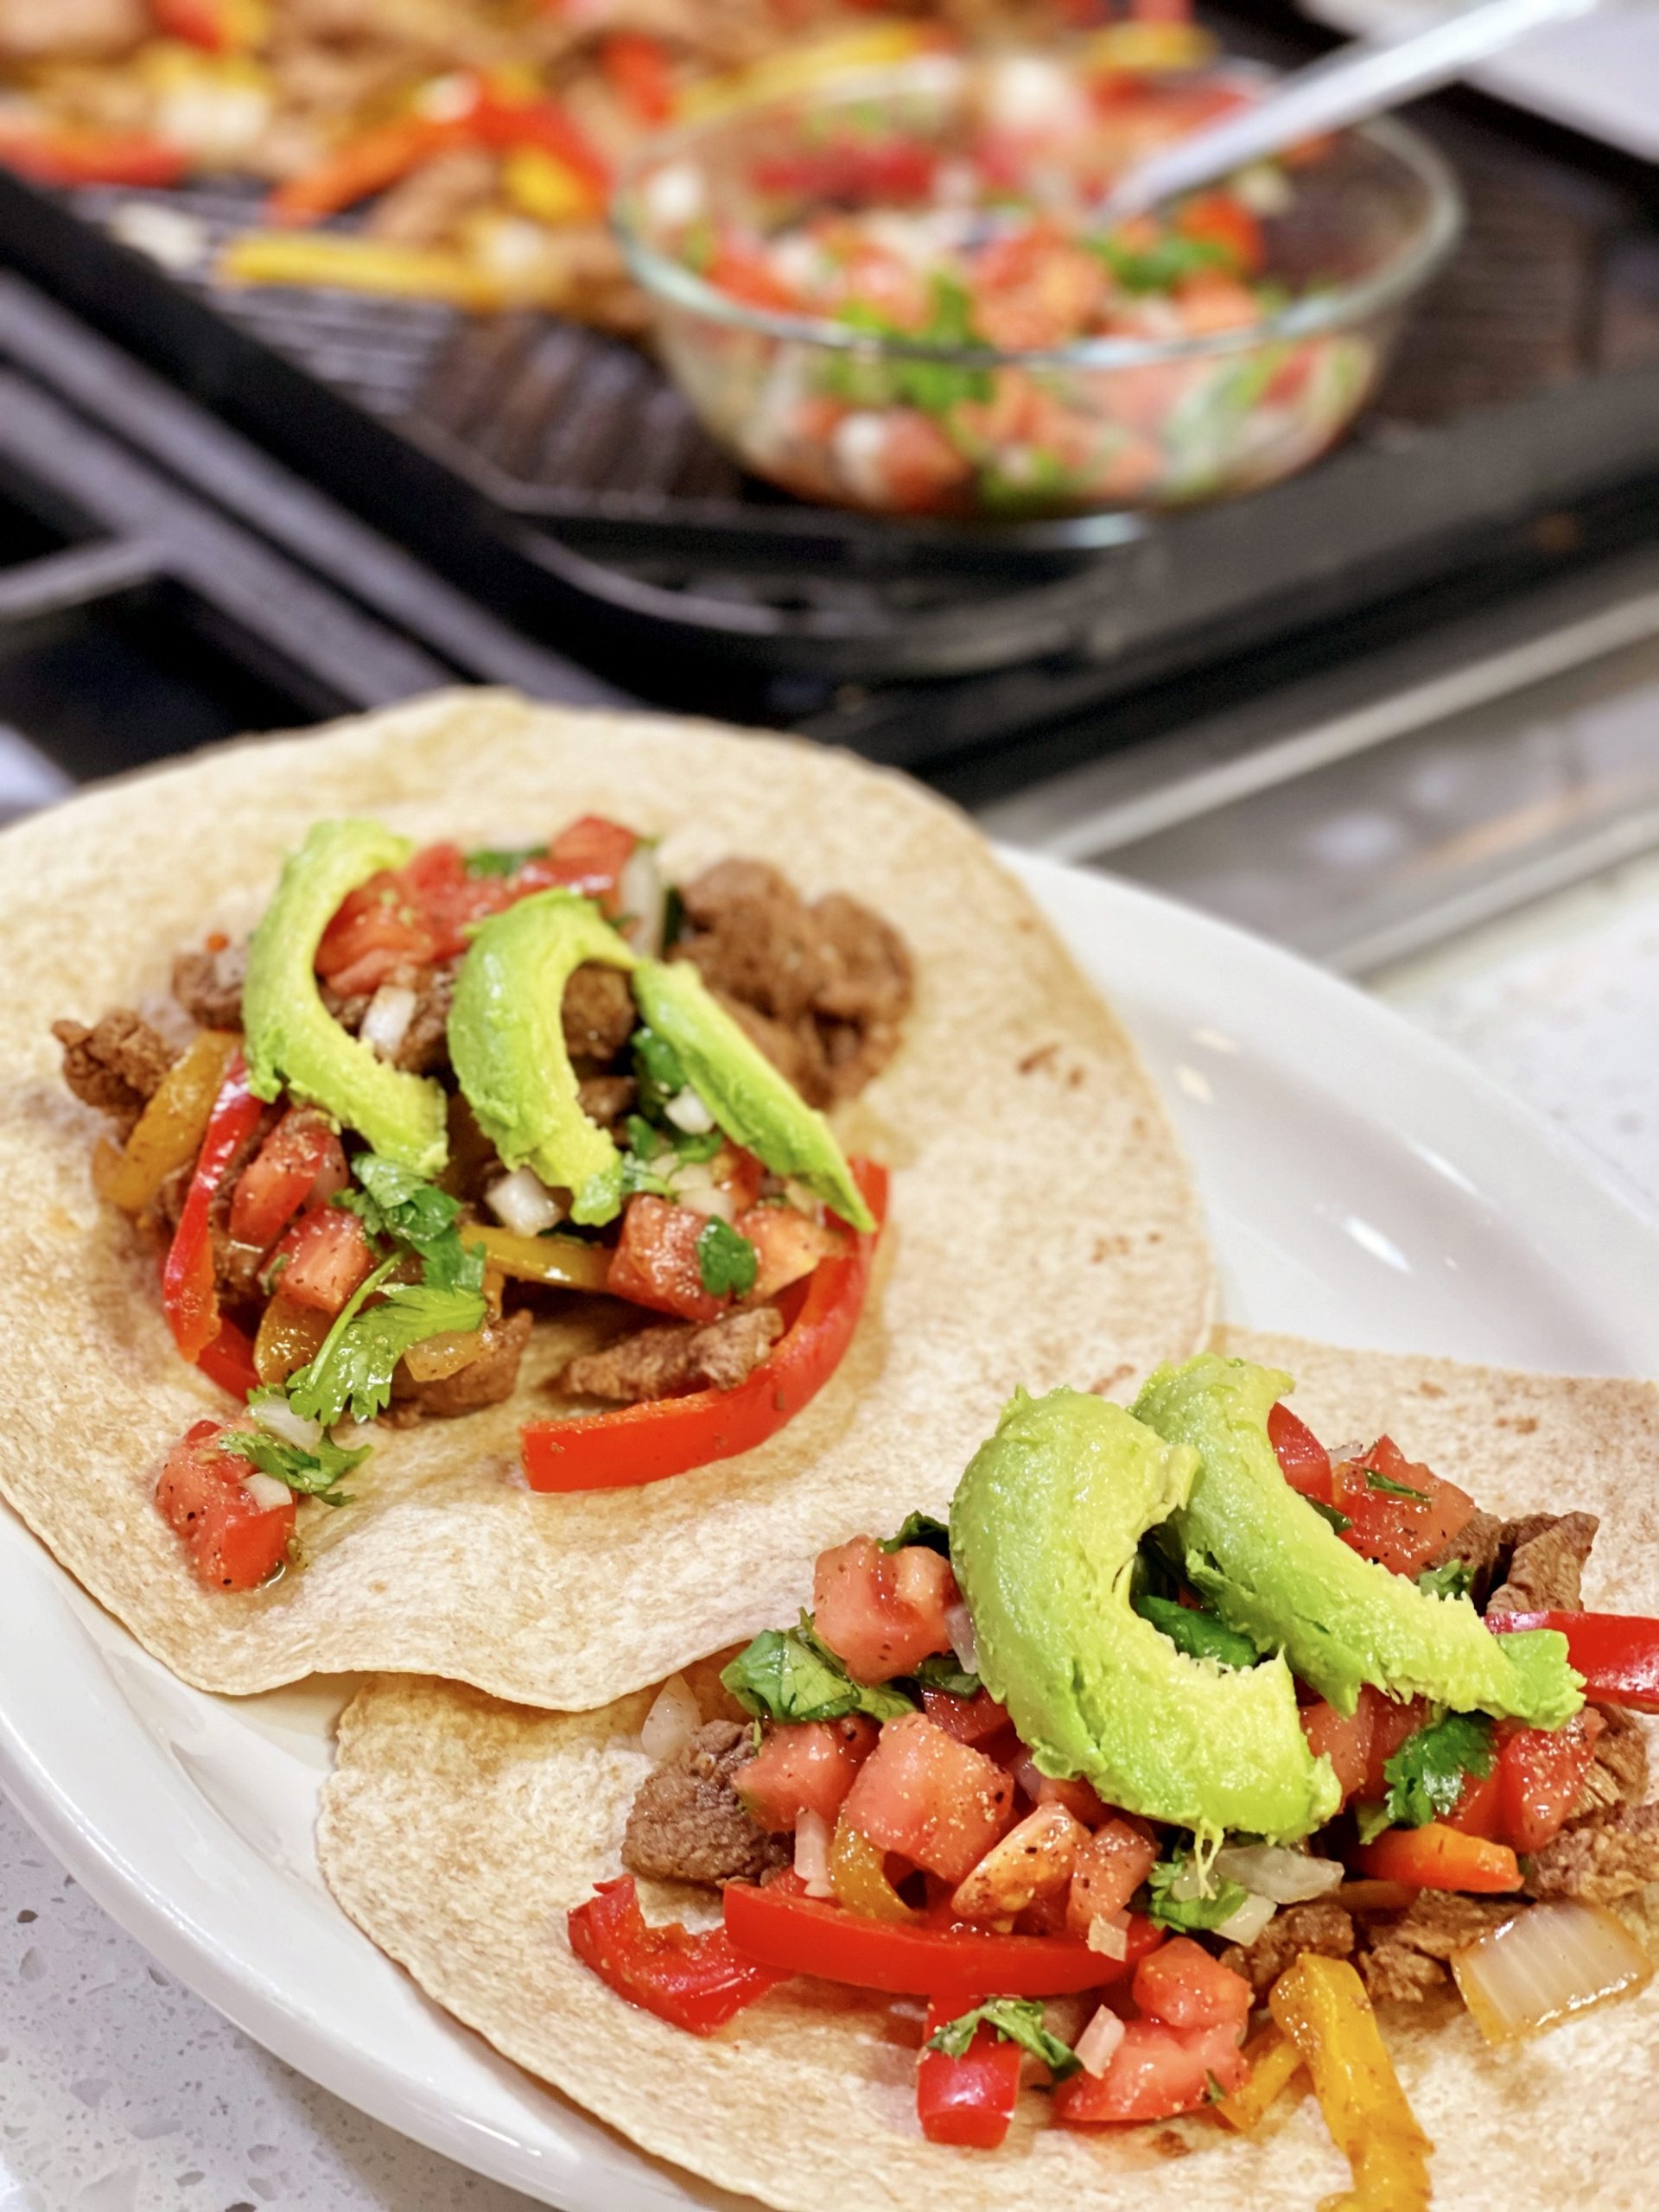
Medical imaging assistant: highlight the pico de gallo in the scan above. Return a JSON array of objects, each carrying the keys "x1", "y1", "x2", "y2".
[
  {"x1": 637, "y1": 54, "x2": 1378, "y2": 518},
  {"x1": 569, "y1": 1356, "x2": 1659, "y2": 2200},
  {"x1": 56, "y1": 819, "x2": 909, "y2": 1592}
]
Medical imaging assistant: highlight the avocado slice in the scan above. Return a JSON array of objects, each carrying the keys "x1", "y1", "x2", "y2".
[
  {"x1": 243, "y1": 820, "x2": 449, "y2": 1178},
  {"x1": 448, "y1": 890, "x2": 639, "y2": 1225},
  {"x1": 632, "y1": 959, "x2": 874, "y2": 1231},
  {"x1": 950, "y1": 1388, "x2": 1341, "y2": 1847},
  {"x1": 1135, "y1": 1353, "x2": 1583, "y2": 1728}
]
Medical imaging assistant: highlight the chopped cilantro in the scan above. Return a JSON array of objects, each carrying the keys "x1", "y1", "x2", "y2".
[
  {"x1": 336, "y1": 1154, "x2": 485, "y2": 1294},
  {"x1": 219, "y1": 1420, "x2": 368, "y2": 1509},
  {"x1": 1308, "y1": 1498, "x2": 1353, "y2": 1535},
  {"x1": 1090, "y1": 230, "x2": 1233, "y2": 295},
  {"x1": 926, "y1": 1998, "x2": 1078, "y2": 2079},
  {"x1": 285, "y1": 1265, "x2": 488, "y2": 1427},
  {"x1": 825, "y1": 273, "x2": 993, "y2": 417},
  {"x1": 632, "y1": 1026, "x2": 688, "y2": 1118},
  {"x1": 912, "y1": 1652, "x2": 980, "y2": 1700},
  {"x1": 720, "y1": 1615, "x2": 914, "y2": 1725},
  {"x1": 661, "y1": 883, "x2": 686, "y2": 950},
  {"x1": 1147, "y1": 1854, "x2": 1249, "y2": 1933},
  {"x1": 1365, "y1": 1467, "x2": 1431, "y2": 1503},
  {"x1": 465, "y1": 845, "x2": 540, "y2": 878},
  {"x1": 880, "y1": 1511, "x2": 951, "y2": 1559},
  {"x1": 1376, "y1": 1710, "x2": 1495, "y2": 1833},
  {"x1": 696, "y1": 1217, "x2": 757, "y2": 1298},
  {"x1": 1133, "y1": 1592, "x2": 1262, "y2": 1671},
  {"x1": 1417, "y1": 1559, "x2": 1476, "y2": 1603}
]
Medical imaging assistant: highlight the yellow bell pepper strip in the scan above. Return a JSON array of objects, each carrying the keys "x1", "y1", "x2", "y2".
[
  {"x1": 0, "y1": 116, "x2": 188, "y2": 188},
  {"x1": 264, "y1": 113, "x2": 470, "y2": 226},
  {"x1": 830, "y1": 1817, "x2": 917, "y2": 1923},
  {"x1": 501, "y1": 144, "x2": 601, "y2": 225},
  {"x1": 93, "y1": 1028, "x2": 238, "y2": 1215},
  {"x1": 679, "y1": 24, "x2": 940, "y2": 121},
  {"x1": 149, "y1": 0, "x2": 253, "y2": 53},
  {"x1": 1081, "y1": 19, "x2": 1217, "y2": 73},
  {"x1": 1213, "y1": 2024, "x2": 1304, "y2": 2133},
  {"x1": 220, "y1": 230, "x2": 507, "y2": 308},
  {"x1": 468, "y1": 1225, "x2": 613, "y2": 1294},
  {"x1": 1268, "y1": 1955, "x2": 1433, "y2": 2212}
]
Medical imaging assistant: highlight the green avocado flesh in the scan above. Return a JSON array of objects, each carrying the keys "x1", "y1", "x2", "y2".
[
  {"x1": 243, "y1": 820, "x2": 448, "y2": 1177},
  {"x1": 1134, "y1": 1353, "x2": 1583, "y2": 1728},
  {"x1": 448, "y1": 891, "x2": 639, "y2": 1225},
  {"x1": 631, "y1": 959, "x2": 874, "y2": 1230},
  {"x1": 950, "y1": 1388, "x2": 1341, "y2": 1847}
]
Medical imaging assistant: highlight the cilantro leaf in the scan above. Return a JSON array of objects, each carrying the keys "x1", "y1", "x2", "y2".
[
  {"x1": 1090, "y1": 230, "x2": 1233, "y2": 295},
  {"x1": 337, "y1": 1153, "x2": 485, "y2": 1295},
  {"x1": 827, "y1": 273, "x2": 994, "y2": 416},
  {"x1": 696, "y1": 1217, "x2": 757, "y2": 1298},
  {"x1": 1365, "y1": 1468, "x2": 1430, "y2": 1503},
  {"x1": 721, "y1": 1616, "x2": 914, "y2": 1725},
  {"x1": 1147, "y1": 1855, "x2": 1249, "y2": 1933},
  {"x1": 1308, "y1": 1498, "x2": 1353, "y2": 1535},
  {"x1": 926, "y1": 1998, "x2": 1078, "y2": 2080},
  {"x1": 1133, "y1": 1592, "x2": 1262, "y2": 1671},
  {"x1": 219, "y1": 1422, "x2": 368, "y2": 1509},
  {"x1": 1378, "y1": 1710, "x2": 1494, "y2": 1831},
  {"x1": 465, "y1": 845, "x2": 540, "y2": 878},
  {"x1": 912, "y1": 1652, "x2": 980, "y2": 1700},
  {"x1": 1417, "y1": 1560, "x2": 1476, "y2": 1602},
  {"x1": 632, "y1": 1027, "x2": 687, "y2": 1118},
  {"x1": 285, "y1": 1271, "x2": 488, "y2": 1427},
  {"x1": 880, "y1": 1511, "x2": 951, "y2": 1559}
]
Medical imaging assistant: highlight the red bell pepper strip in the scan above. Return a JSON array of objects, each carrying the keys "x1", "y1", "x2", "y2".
[
  {"x1": 1489, "y1": 1611, "x2": 1659, "y2": 1713},
  {"x1": 470, "y1": 92, "x2": 612, "y2": 191},
  {"x1": 162, "y1": 1051, "x2": 263, "y2": 1367},
  {"x1": 567, "y1": 1876, "x2": 788, "y2": 2034},
  {"x1": 520, "y1": 1159, "x2": 887, "y2": 1492},
  {"x1": 0, "y1": 118, "x2": 188, "y2": 189},
  {"x1": 266, "y1": 115, "x2": 470, "y2": 226},
  {"x1": 1351, "y1": 1821, "x2": 1522, "y2": 1894},
  {"x1": 916, "y1": 1997, "x2": 1021, "y2": 2148},
  {"x1": 149, "y1": 0, "x2": 234, "y2": 49},
  {"x1": 198, "y1": 1320, "x2": 260, "y2": 1402},
  {"x1": 724, "y1": 1878, "x2": 1160, "y2": 1999},
  {"x1": 600, "y1": 33, "x2": 677, "y2": 126}
]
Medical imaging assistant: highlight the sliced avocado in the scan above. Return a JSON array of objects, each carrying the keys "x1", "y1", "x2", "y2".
[
  {"x1": 243, "y1": 820, "x2": 448, "y2": 1178},
  {"x1": 950, "y1": 1388, "x2": 1341, "y2": 1847},
  {"x1": 631, "y1": 959, "x2": 874, "y2": 1231},
  {"x1": 1135, "y1": 1353, "x2": 1583, "y2": 1728},
  {"x1": 448, "y1": 891, "x2": 638, "y2": 1225}
]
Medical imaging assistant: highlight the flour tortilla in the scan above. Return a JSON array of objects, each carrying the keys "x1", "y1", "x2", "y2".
[
  {"x1": 318, "y1": 1332, "x2": 1659, "y2": 2212},
  {"x1": 0, "y1": 689, "x2": 1211, "y2": 1704}
]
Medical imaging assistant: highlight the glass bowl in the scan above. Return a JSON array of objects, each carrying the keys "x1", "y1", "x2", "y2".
[{"x1": 613, "y1": 52, "x2": 1464, "y2": 522}]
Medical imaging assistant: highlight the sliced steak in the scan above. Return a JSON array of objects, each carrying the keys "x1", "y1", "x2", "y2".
[
  {"x1": 675, "y1": 860, "x2": 829, "y2": 1025},
  {"x1": 562, "y1": 963, "x2": 636, "y2": 1063},
  {"x1": 1526, "y1": 1802, "x2": 1659, "y2": 1904},
  {"x1": 1424, "y1": 1510, "x2": 1505, "y2": 1607},
  {"x1": 391, "y1": 963, "x2": 455, "y2": 1075},
  {"x1": 172, "y1": 940, "x2": 247, "y2": 1030},
  {"x1": 811, "y1": 891, "x2": 913, "y2": 1100},
  {"x1": 1219, "y1": 1900, "x2": 1354, "y2": 1998},
  {"x1": 714, "y1": 994, "x2": 832, "y2": 1108},
  {"x1": 54, "y1": 1011, "x2": 178, "y2": 1137},
  {"x1": 1382, "y1": 1891, "x2": 1518, "y2": 1960},
  {"x1": 1359, "y1": 1940, "x2": 1447, "y2": 2004},
  {"x1": 1573, "y1": 1707, "x2": 1649, "y2": 1822},
  {"x1": 575, "y1": 1073, "x2": 637, "y2": 1129},
  {"x1": 387, "y1": 1308, "x2": 532, "y2": 1422},
  {"x1": 564, "y1": 1306, "x2": 783, "y2": 1403},
  {"x1": 622, "y1": 1718, "x2": 786, "y2": 1887},
  {"x1": 1487, "y1": 1512, "x2": 1599, "y2": 1616}
]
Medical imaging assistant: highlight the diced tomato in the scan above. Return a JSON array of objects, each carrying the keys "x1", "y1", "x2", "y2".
[
  {"x1": 1066, "y1": 1818, "x2": 1159, "y2": 1936},
  {"x1": 397, "y1": 842, "x2": 516, "y2": 959},
  {"x1": 1495, "y1": 1711, "x2": 1604, "y2": 1854},
  {"x1": 704, "y1": 240, "x2": 804, "y2": 314},
  {"x1": 917, "y1": 1997, "x2": 1021, "y2": 2147},
  {"x1": 1175, "y1": 191, "x2": 1265, "y2": 276},
  {"x1": 1133, "y1": 1936, "x2": 1253, "y2": 2032},
  {"x1": 1332, "y1": 1437, "x2": 1475, "y2": 1577},
  {"x1": 607, "y1": 1196, "x2": 725, "y2": 1324},
  {"x1": 736, "y1": 1202, "x2": 843, "y2": 1302},
  {"x1": 1055, "y1": 2018, "x2": 1246, "y2": 2124},
  {"x1": 517, "y1": 814, "x2": 639, "y2": 917},
  {"x1": 1444, "y1": 1764, "x2": 1503, "y2": 1840},
  {"x1": 270, "y1": 1205, "x2": 378, "y2": 1315},
  {"x1": 1359, "y1": 1690, "x2": 1428, "y2": 1804},
  {"x1": 869, "y1": 410, "x2": 974, "y2": 516},
  {"x1": 1034, "y1": 1771, "x2": 1108, "y2": 1826},
  {"x1": 227, "y1": 1109, "x2": 344, "y2": 1251},
  {"x1": 315, "y1": 866, "x2": 437, "y2": 996},
  {"x1": 568, "y1": 1875, "x2": 787, "y2": 2035},
  {"x1": 812, "y1": 1536, "x2": 957, "y2": 1684},
  {"x1": 738, "y1": 1717, "x2": 878, "y2": 1833},
  {"x1": 155, "y1": 1419, "x2": 295, "y2": 1593},
  {"x1": 841, "y1": 1714, "x2": 1014, "y2": 1885},
  {"x1": 1268, "y1": 1400, "x2": 1332, "y2": 1502},
  {"x1": 1352, "y1": 1821, "x2": 1522, "y2": 1894},
  {"x1": 922, "y1": 1688, "x2": 1012, "y2": 1746},
  {"x1": 712, "y1": 1147, "x2": 765, "y2": 1216},
  {"x1": 1300, "y1": 1694, "x2": 1376, "y2": 1803}
]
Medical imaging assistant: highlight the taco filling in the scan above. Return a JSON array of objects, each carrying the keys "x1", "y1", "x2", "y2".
[
  {"x1": 567, "y1": 1353, "x2": 1659, "y2": 2182},
  {"x1": 56, "y1": 815, "x2": 908, "y2": 1592}
]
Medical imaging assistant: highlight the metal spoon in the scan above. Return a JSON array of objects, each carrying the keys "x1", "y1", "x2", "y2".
[{"x1": 1099, "y1": 0, "x2": 1611, "y2": 221}]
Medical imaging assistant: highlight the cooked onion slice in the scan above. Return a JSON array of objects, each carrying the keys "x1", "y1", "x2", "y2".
[
  {"x1": 486, "y1": 1166, "x2": 564, "y2": 1236},
  {"x1": 360, "y1": 982, "x2": 417, "y2": 1060},
  {"x1": 944, "y1": 1602, "x2": 978, "y2": 1676},
  {"x1": 1215, "y1": 1892, "x2": 1278, "y2": 1947},
  {"x1": 1452, "y1": 1900, "x2": 1654, "y2": 2044},
  {"x1": 619, "y1": 842, "x2": 665, "y2": 957},
  {"x1": 1076, "y1": 2003, "x2": 1127, "y2": 2077},
  {"x1": 1216, "y1": 1843, "x2": 1346, "y2": 1904},
  {"x1": 640, "y1": 1673, "x2": 700, "y2": 1764},
  {"x1": 796, "y1": 1808, "x2": 835, "y2": 1897}
]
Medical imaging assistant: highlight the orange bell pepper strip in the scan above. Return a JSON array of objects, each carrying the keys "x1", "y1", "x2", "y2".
[
  {"x1": 0, "y1": 117, "x2": 188, "y2": 188},
  {"x1": 149, "y1": 0, "x2": 234, "y2": 49},
  {"x1": 1353, "y1": 1821, "x2": 1522, "y2": 1895},
  {"x1": 265, "y1": 114, "x2": 470, "y2": 226},
  {"x1": 162, "y1": 1050, "x2": 263, "y2": 1370},
  {"x1": 1269, "y1": 1955, "x2": 1433, "y2": 2212},
  {"x1": 519, "y1": 1159, "x2": 887, "y2": 1491},
  {"x1": 1213, "y1": 2024, "x2": 1304, "y2": 2133},
  {"x1": 94, "y1": 1029, "x2": 239, "y2": 1216},
  {"x1": 830, "y1": 1818, "x2": 917, "y2": 1923}
]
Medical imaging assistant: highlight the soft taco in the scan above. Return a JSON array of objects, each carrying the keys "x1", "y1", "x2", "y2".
[
  {"x1": 320, "y1": 1331, "x2": 1659, "y2": 2210},
  {"x1": 1, "y1": 689, "x2": 1212, "y2": 1704}
]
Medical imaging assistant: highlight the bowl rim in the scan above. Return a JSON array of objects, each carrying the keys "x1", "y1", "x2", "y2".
[{"x1": 611, "y1": 54, "x2": 1466, "y2": 372}]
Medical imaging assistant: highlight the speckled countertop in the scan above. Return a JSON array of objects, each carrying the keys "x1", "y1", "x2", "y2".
[{"x1": 3, "y1": 860, "x2": 1656, "y2": 2212}]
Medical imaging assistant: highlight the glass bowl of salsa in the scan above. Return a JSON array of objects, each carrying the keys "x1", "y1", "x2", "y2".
[{"x1": 613, "y1": 48, "x2": 1462, "y2": 521}]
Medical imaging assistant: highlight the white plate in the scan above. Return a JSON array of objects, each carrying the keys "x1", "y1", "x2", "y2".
[{"x1": 2, "y1": 853, "x2": 1656, "y2": 2210}]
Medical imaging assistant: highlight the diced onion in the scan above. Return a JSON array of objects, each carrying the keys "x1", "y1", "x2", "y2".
[
  {"x1": 796, "y1": 1808, "x2": 835, "y2": 1897},
  {"x1": 1452, "y1": 1900, "x2": 1654, "y2": 2044},
  {"x1": 1012, "y1": 1752, "x2": 1044, "y2": 1805},
  {"x1": 1215, "y1": 1844, "x2": 1346, "y2": 1904},
  {"x1": 243, "y1": 1471, "x2": 292, "y2": 1514},
  {"x1": 618, "y1": 842, "x2": 666, "y2": 957},
  {"x1": 639, "y1": 1673, "x2": 700, "y2": 1764},
  {"x1": 1214, "y1": 1892, "x2": 1279, "y2": 1947},
  {"x1": 669, "y1": 1160, "x2": 734, "y2": 1221},
  {"x1": 665, "y1": 1087, "x2": 716, "y2": 1136},
  {"x1": 486, "y1": 1166, "x2": 564, "y2": 1236},
  {"x1": 944, "y1": 1602, "x2": 978, "y2": 1676},
  {"x1": 251, "y1": 1396, "x2": 321, "y2": 1452},
  {"x1": 360, "y1": 983, "x2": 417, "y2": 1060},
  {"x1": 1075, "y1": 2003, "x2": 1127, "y2": 2077},
  {"x1": 1086, "y1": 1911, "x2": 1129, "y2": 1960}
]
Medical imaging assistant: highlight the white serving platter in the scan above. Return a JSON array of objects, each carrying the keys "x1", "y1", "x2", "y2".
[{"x1": 0, "y1": 850, "x2": 1655, "y2": 2209}]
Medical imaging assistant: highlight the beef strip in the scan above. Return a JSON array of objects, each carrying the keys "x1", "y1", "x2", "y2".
[
  {"x1": 563, "y1": 1306, "x2": 782, "y2": 1402},
  {"x1": 391, "y1": 963, "x2": 455, "y2": 1074},
  {"x1": 562, "y1": 963, "x2": 637, "y2": 1062},
  {"x1": 1219, "y1": 1901, "x2": 1354, "y2": 1998},
  {"x1": 1423, "y1": 1510, "x2": 1505, "y2": 1607},
  {"x1": 385, "y1": 1307, "x2": 533, "y2": 1422},
  {"x1": 1359, "y1": 1940, "x2": 1447, "y2": 2005},
  {"x1": 172, "y1": 940, "x2": 247, "y2": 1030},
  {"x1": 1381, "y1": 1891, "x2": 1517, "y2": 1961},
  {"x1": 1573, "y1": 1707, "x2": 1649, "y2": 1821},
  {"x1": 621, "y1": 1718, "x2": 786, "y2": 1886},
  {"x1": 1486, "y1": 1512, "x2": 1599, "y2": 1616},
  {"x1": 54, "y1": 1011, "x2": 178, "y2": 1137},
  {"x1": 810, "y1": 891, "x2": 913, "y2": 1101},
  {"x1": 575, "y1": 1073, "x2": 637, "y2": 1129},
  {"x1": 675, "y1": 861, "x2": 830, "y2": 1024},
  {"x1": 714, "y1": 994, "x2": 831, "y2": 1108},
  {"x1": 1526, "y1": 1803, "x2": 1659, "y2": 1904}
]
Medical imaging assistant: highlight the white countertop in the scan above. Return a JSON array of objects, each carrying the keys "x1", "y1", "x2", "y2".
[{"x1": 3, "y1": 861, "x2": 1656, "y2": 2212}]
